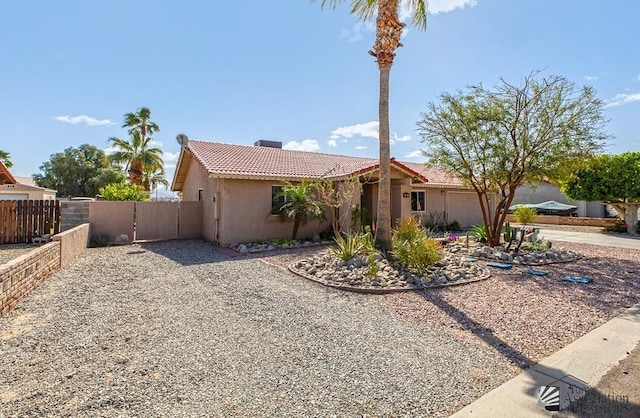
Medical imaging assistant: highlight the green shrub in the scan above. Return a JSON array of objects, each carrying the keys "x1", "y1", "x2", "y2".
[
  {"x1": 603, "y1": 220, "x2": 627, "y2": 233},
  {"x1": 99, "y1": 182, "x2": 149, "y2": 201},
  {"x1": 366, "y1": 254, "x2": 379, "y2": 278},
  {"x1": 470, "y1": 224, "x2": 487, "y2": 243},
  {"x1": 447, "y1": 220, "x2": 462, "y2": 232},
  {"x1": 392, "y1": 216, "x2": 442, "y2": 274},
  {"x1": 331, "y1": 230, "x2": 374, "y2": 260},
  {"x1": 513, "y1": 206, "x2": 537, "y2": 225},
  {"x1": 90, "y1": 234, "x2": 110, "y2": 247}
]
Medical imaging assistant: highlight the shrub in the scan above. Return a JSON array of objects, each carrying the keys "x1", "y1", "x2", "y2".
[
  {"x1": 470, "y1": 224, "x2": 487, "y2": 243},
  {"x1": 603, "y1": 220, "x2": 627, "y2": 233},
  {"x1": 513, "y1": 206, "x2": 537, "y2": 225},
  {"x1": 99, "y1": 182, "x2": 149, "y2": 201},
  {"x1": 447, "y1": 220, "x2": 462, "y2": 232},
  {"x1": 331, "y1": 230, "x2": 374, "y2": 260},
  {"x1": 90, "y1": 234, "x2": 110, "y2": 247},
  {"x1": 392, "y1": 216, "x2": 442, "y2": 274}
]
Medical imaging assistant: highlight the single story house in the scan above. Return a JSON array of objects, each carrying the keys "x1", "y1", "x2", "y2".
[
  {"x1": 171, "y1": 139, "x2": 490, "y2": 245},
  {"x1": 0, "y1": 170, "x2": 57, "y2": 201}
]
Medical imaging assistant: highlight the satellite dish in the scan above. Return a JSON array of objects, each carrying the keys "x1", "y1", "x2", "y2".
[{"x1": 176, "y1": 134, "x2": 189, "y2": 147}]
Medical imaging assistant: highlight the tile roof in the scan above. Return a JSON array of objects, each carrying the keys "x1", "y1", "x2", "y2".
[
  {"x1": 186, "y1": 140, "x2": 429, "y2": 181},
  {"x1": 400, "y1": 161, "x2": 465, "y2": 187}
]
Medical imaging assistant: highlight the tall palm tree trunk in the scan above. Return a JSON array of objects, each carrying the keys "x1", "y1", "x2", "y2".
[
  {"x1": 376, "y1": 66, "x2": 392, "y2": 251},
  {"x1": 373, "y1": 0, "x2": 404, "y2": 252}
]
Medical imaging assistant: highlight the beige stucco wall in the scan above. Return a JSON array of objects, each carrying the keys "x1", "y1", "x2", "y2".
[
  {"x1": 410, "y1": 187, "x2": 487, "y2": 228},
  {"x1": 0, "y1": 186, "x2": 56, "y2": 201},
  {"x1": 391, "y1": 182, "x2": 412, "y2": 228},
  {"x1": 218, "y1": 179, "x2": 331, "y2": 245},
  {"x1": 181, "y1": 159, "x2": 219, "y2": 242},
  {"x1": 88, "y1": 201, "x2": 135, "y2": 240},
  {"x1": 53, "y1": 223, "x2": 90, "y2": 268}
]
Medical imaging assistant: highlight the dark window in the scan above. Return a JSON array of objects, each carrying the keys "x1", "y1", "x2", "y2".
[
  {"x1": 271, "y1": 185, "x2": 289, "y2": 214},
  {"x1": 198, "y1": 189, "x2": 203, "y2": 201},
  {"x1": 411, "y1": 191, "x2": 426, "y2": 212}
]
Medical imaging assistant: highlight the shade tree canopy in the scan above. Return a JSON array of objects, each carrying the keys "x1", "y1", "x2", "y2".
[
  {"x1": 562, "y1": 152, "x2": 640, "y2": 234},
  {"x1": 34, "y1": 144, "x2": 125, "y2": 198},
  {"x1": 417, "y1": 72, "x2": 608, "y2": 246}
]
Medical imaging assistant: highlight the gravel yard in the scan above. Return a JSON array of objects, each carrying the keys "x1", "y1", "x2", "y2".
[
  {"x1": 1, "y1": 239, "x2": 638, "y2": 417},
  {"x1": 0, "y1": 244, "x2": 39, "y2": 266}
]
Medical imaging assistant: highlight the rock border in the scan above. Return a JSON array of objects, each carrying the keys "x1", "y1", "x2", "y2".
[{"x1": 288, "y1": 261, "x2": 492, "y2": 295}]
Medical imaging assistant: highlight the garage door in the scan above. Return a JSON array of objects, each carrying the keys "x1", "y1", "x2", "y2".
[
  {"x1": 447, "y1": 192, "x2": 483, "y2": 228},
  {"x1": 0, "y1": 194, "x2": 29, "y2": 201}
]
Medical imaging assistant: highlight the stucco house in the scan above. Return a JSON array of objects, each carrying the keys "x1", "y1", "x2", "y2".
[
  {"x1": 171, "y1": 139, "x2": 488, "y2": 245},
  {"x1": 0, "y1": 165, "x2": 57, "y2": 201}
]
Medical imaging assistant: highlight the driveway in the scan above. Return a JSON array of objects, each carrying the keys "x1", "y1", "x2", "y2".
[
  {"x1": 0, "y1": 240, "x2": 514, "y2": 417},
  {"x1": 538, "y1": 228, "x2": 640, "y2": 250}
]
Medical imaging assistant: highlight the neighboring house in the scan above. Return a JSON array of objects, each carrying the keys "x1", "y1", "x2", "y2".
[
  {"x1": 171, "y1": 139, "x2": 488, "y2": 245},
  {"x1": 0, "y1": 169, "x2": 57, "y2": 201},
  {"x1": 511, "y1": 182, "x2": 606, "y2": 218},
  {"x1": 0, "y1": 161, "x2": 16, "y2": 185}
]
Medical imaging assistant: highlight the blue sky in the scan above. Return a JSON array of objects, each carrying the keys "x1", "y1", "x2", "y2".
[{"x1": 2, "y1": 0, "x2": 639, "y2": 193}]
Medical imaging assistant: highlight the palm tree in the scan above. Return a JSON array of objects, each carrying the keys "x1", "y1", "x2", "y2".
[
  {"x1": 276, "y1": 181, "x2": 325, "y2": 240},
  {"x1": 313, "y1": 0, "x2": 427, "y2": 251},
  {"x1": 0, "y1": 149, "x2": 13, "y2": 168},
  {"x1": 108, "y1": 131, "x2": 164, "y2": 190},
  {"x1": 109, "y1": 107, "x2": 163, "y2": 190},
  {"x1": 147, "y1": 168, "x2": 169, "y2": 200}
]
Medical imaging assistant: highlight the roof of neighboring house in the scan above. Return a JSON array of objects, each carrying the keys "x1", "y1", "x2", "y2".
[
  {"x1": 0, "y1": 183, "x2": 57, "y2": 193},
  {"x1": 172, "y1": 140, "x2": 438, "y2": 191},
  {"x1": 0, "y1": 161, "x2": 17, "y2": 185},
  {"x1": 14, "y1": 176, "x2": 36, "y2": 186}
]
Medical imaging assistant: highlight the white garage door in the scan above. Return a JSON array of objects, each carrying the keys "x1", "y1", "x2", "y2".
[
  {"x1": 0, "y1": 194, "x2": 29, "y2": 201},
  {"x1": 447, "y1": 192, "x2": 483, "y2": 228}
]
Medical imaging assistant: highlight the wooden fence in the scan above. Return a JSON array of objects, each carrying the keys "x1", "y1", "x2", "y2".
[{"x1": 0, "y1": 200, "x2": 61, "y2": 244}]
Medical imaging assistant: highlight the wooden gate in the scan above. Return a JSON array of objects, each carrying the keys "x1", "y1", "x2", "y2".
[{"x1": 0, "y1": 200, "x2": 61, "y2": 244}]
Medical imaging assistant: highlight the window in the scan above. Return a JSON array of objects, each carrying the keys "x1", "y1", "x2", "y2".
[
  {"x1": 411, "y1": 191, "x2": 426, "y2": 212},
  {"x1": 198, "y1": 189, "x2": 203, "y2": 202},
  {"x1": 271, "y1": 185, "x2": 290, "y2": 214}
]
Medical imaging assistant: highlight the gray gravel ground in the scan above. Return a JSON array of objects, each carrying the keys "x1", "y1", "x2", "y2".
[{"x1": 0, "y1": 240, "x2": 519, "y2": 417}]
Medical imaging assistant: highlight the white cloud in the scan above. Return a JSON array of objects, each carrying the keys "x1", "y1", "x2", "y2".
[
  {"x1": 329, "y1": 121, "x2": 412, "y2": 145},
  {"x1": 427, "y1": 0, "x2": 478, "y2": 15},
  {"x1": 330, "y1": 121, "x2": 379, "y2": 140},
  {"x1": 605, "y1": 92, "x2": 640, "y2": 108},
  {"x1": 163, "y1": 151, "x2": 180, "y2": 163},
  {"x1": 283, "y1": 139, "x2": 321, "y2": 152},
  {"x1": 54, "y1": 114, "x2": 113, "y2": 126},
  {"x1": 405, "y1": 149, "x2": 424, "y2": 158},
  {"x1": 327, "y1": 139, "x2": 337, "y2": 147},
  {"x1": 391, "y1": 133, "x2": 412, "y2": 144},
  {"x1": 584, "y1": 75, "x2": 599, "y2": 81},
  {"x1": 355, "y1": 145, "x2": 368, "y2": 150},
  {"x1": 339, "y1": 21, "x2": 375, "y2": 43}
]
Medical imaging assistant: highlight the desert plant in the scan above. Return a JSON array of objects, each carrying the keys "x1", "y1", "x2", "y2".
[
  {"x1": 503, "y1": 222, "x2": 519, "y2": 251},
  {"x1": 513, "y1": 206, "x2": 538, "y2": 251},
  {"x1": 99, "y1": 182, "x2": 149, "y2": 201},
  {"x1": 470, "y1": 224, "x2": 487, "y2": 243},
  {"x1": 90, "y1": 234, "x2": 110, "y2": 247},
  {"x1": 331, "y1": 230, "x2": 374, "y2": 261},
  {"x1": 366, "y1": 253, "x2": 379, "y2": 278},
  {"x1": 391, "y1": 216, "x2": 442, "y2": 275},
  {"x1": 447, "y1": 220, "x2": 461, "y2": 232},
  {"x1": 275, "y1": 180, "x2": 325, "y2": 240}
]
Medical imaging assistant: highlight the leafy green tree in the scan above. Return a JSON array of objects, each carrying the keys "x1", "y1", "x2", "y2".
[
  {"x1": 417, "y1": 73, "x2": 608, "y2": 246},
  {"x1": 276, "y1": 181, "x2": 325, "y2": 240},
  {"x1": 313, "y1": 0, "x2": 428, "y2": 252},
  {"x1": 34, "y1": 144, "x2": 125, "y2": 197},
  {"x1": 109, "y1": 107, "x2": 163, "y2": 190},
  {"x1": 563, "y1": 152, "x2": 640, "y2": 234},
  {"x1": 99, "y1": 182, "x2": 149, "y2": 201},
  {"x1": 0, "y1": 149, "x2": 12, "y2": 168}
]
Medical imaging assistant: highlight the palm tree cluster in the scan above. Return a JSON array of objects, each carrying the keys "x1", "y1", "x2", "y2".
[{"x1": 108, "y1": 107, "x2": 168, "y2": 192}]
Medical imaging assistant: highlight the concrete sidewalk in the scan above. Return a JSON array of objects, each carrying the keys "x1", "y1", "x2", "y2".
[
  {"x1": 451, "y1": 303, "x2": 640, "y2": 417},
  {"x1": 538, "y1": 228, "x2": 640, "y2": 250},
  {"x1": 452, "y1": 227, "x2": 640, "y2": 416}
]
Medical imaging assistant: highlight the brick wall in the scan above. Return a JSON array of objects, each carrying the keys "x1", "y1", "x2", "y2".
[
  {"x1": 505, "y1": 214, "x2": 618, "y2": 228},
  {"x1": 0, "y1": 242, "x2": 61, "y2": 316}
]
